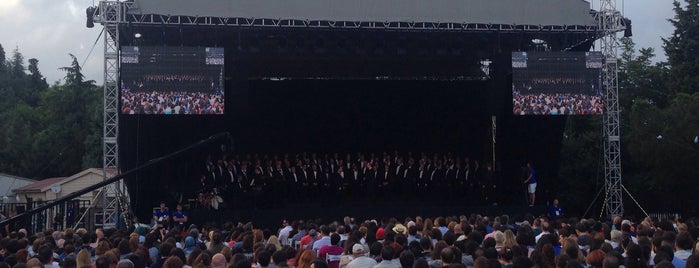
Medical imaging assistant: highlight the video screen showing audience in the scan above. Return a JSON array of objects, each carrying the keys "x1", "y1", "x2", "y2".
[
  {"x1": 512, "y1": 51, "x2": 604, "y2": 115},
  {"x1": 120, "y1": 46, "x2": 225, "y2": 115}
]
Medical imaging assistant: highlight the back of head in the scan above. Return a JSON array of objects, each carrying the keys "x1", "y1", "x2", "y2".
[
  {"x1": 602, "y1": 255, "x2": 620, "y2": 268},
  {"x1": 272, "y1": 250, "x2": 287, "y2": 265},
  {"x1": 163, "y1": 256, "x2": 184, "y2": 268},
  {"x1": 211, "y1": 253, "x2": 227, "y2": 268},
  {"x1": 380, "y1": 245, "x2": 395, "y2": 261},
  {"x1": 408, "y1": 226, "x2": 418, "y2": 236},
  {"x1": 565, "y1": 259, "x2": 583, "y2": 268},
  {"x1": 419, "y1": 237, "x2": 432, "y2": 250},
  {"x1": 96, "y1": 256, "x2": 112, "y2": 268},
  {"x1": 257, "y1": 250, "x2": 271, "y2": 267},
  {"x1": 127, "y1": 253, "x2": 146, "y2": 268},
  {"x1": 81, "y1": 233, "x2": 91, "y2": 245},
  {"x1": 26, "y1": 258, "x2": 42, "y2": 268},
  {"x1": 235, "y1": 259, "x2": 251, "y2": 268},
  {"x1": 399, "y1": 250, "x2": 414, "y2": 268},
  {"x1": 512, "y1": 256, "x2": 533, "y2": 268},
  {"x1": 37, "y1": 245, "x2": 53, "y2": 264},
  {"x1": 655, "y1": 260, "x2": 674, "y2": 268},
  {"x1": 311, "y1": 259, "x2": 328, "y2": 268},
  {"x1": 62, "y1": 258, "x2": 77, "y2": 268},
  {"x1": 160, "y1": 242, "x2": 175, "y2": 258},
  {"x1": 330, "y1": 233, "x2": 340, "y2": 246},
  {"x1": 676, "y1": 231, "x2": 693, "y2": 250},
  {"x1": 413, "y1": 258, "x2": 429, "y2": 268},
  {"x1": 586, "y1": 249, "x2": 606, "y2": 268},
  {"x1": 117, "y1": 259, "x2": 135, "y2": 268}
]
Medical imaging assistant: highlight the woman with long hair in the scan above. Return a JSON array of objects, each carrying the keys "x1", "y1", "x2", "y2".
[
  {"x1": 295, "y1": 249, "x2": 316, "y2": 268},
  {"x1": 76, "y1": 249, "x2": 92, "y2": 268}
]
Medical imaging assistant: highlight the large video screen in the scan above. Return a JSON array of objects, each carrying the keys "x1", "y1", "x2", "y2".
[
  {"x1": 120, "y1": 46, "x2": 225, "y2": 115},
  {"x1": 512, "y1": 51, "x2": 603, "y2": 115}
]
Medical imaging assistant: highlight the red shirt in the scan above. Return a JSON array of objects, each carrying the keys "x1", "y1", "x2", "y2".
[{"x1": 317, "y1": 245, "x2": 344, "y2": 268}]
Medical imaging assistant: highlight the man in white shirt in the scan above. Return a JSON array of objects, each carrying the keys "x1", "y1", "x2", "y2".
[
  {"x1": 312, "y1": 225, "x2": 332, "y2": 251},
  {"x1": 535, "y1": 221, "x2": 551, "y2": 243},
  {"x1": 278, "y1": 219, "x2": 292, "y2": 245},
  {"x1": 347, "y1": 244, "x2": 377, "y2": 268}
]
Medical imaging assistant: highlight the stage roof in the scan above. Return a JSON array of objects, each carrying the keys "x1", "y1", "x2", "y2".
[{"x1": 130, "y1": 0, "x2": 596, "y2": 27}]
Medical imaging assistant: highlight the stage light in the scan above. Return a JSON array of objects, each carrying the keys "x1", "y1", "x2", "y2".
[
  {"x1": 134, "y1": 33, "x2": 143, "y2": 38},
  {"x1": 623, "y1": 18, "x2": 633, "y2": 38},
  {"x1": 86, "y1": 7, "x2": 96, "y2": 28},
  {"x1": 656, "y1": 135, "x2": 663, "y2": 140}
]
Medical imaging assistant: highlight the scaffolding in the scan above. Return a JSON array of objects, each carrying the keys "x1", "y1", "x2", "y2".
[
  {"x1": 93, "y1": 1, "x2": 132, "y2": 228},
  {"x1": 598, "y1": 0, "x2": 625, "y2": 218}
]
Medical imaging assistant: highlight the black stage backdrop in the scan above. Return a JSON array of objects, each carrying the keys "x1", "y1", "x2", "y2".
[
  {"x1": 120, "y1": 78, "x2": 565, "y2": 221},
  {"x1": 117, "y1": 26, "x2": 582, "y2": 221}
]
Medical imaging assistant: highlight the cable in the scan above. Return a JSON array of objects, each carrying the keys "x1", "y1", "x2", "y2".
[{"x1": 82, "y1": 28, "x2": 104, "y2": 69}]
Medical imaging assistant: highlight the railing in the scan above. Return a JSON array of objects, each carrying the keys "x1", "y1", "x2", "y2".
[
  {"x1": 1, "y1": 200, "x2": 91, "y2": 234},
  {"x1": 0, "y1": 132, "x2": 231, "y2": 234}
]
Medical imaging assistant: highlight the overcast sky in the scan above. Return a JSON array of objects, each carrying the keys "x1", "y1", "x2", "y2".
[{"x1": 0, "y1": 0, "x2": 677, "y2": 85}]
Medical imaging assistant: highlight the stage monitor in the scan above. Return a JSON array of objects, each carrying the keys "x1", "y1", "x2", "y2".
[
  {"x1": 512, "y1": 51, "x2": 603, "y2": 115},
  {"x1": 120, "y1": 46, "x2": 225, "y2": 115}
]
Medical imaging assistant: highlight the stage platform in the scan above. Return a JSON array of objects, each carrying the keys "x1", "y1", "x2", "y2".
[{"x1": 185, "y1": 197, "x2": 549, "y2": 230}]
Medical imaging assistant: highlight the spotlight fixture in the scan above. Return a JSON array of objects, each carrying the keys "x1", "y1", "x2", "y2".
[{"x1": 86, "y1": 6, "x2": 96, "y2": 28}]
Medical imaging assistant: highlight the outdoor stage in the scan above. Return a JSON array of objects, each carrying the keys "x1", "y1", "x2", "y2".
[{"x1": 114, "y1": 0, "x2": 598, "y2": 222}]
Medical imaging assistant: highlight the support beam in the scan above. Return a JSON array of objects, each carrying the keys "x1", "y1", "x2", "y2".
[
  {"x1": 599, "y1": 0, "x2": 624, "y2": 218},
  {"x1": 97, "y1": 0, "x2": 127, "y2": 228}
]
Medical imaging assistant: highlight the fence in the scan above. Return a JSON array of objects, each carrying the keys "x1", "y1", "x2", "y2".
[{"x1": 1, "y1": 199, "x2": 92, "y2": 234}]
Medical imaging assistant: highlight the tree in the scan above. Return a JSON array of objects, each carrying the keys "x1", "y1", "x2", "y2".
[
  {"x1": 618, "y1": 38, "x2": 669, "y2": 110},
  {"x1": 31, "y1": 54, "x2": 102, "y2": 176},
  {"x1": 0, "y1": 43, "x2": 6, "y2": 73},
  {"x1": 663, "y1": 0, "x2": 699, "y2": 95},
  {"x1": 557, "y1": 116, "x2": 604, "y2": 215},
  {"x1": 0, "y1": 49, "x2": 103, "y2": 179},
  {"x1": 26, "y1": 58, "x2": 48, "y2": 106},
  {"x1": 10, "y1": 48, "x2": 25, "y2": 79},
  {"x1": 59, "y1": 53, "x2": 94, "y2": 87}
]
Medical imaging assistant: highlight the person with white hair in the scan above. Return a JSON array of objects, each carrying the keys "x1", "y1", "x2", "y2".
[
  {"x1": 608, "y1": 230, "x2": 622, "y2": 249},
  {"x1": 345, "y1": 244, "x2": 377, "y2": 268},
  {"x1": 117, "y1": 259, "x2": 134, "y2": 268}
]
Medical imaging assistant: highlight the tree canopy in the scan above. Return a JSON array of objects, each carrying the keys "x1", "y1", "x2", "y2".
[{"x1": 0, "y1": 48, "x2": 102, "y2": 179}]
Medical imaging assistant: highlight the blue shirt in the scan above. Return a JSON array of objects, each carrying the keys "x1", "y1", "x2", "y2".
[
  {"x1": 528, "y1": 168, "x2": 537, "y2": 184},
  {"x1": 173, "y1": 211, "x2": 187, "y2": 227},
  {"x1": 154, "y1": 209, "x2": 169, "y2": 224},
  {"x1": 549, "y1": 205, "x2": 563, "y2": 220}
]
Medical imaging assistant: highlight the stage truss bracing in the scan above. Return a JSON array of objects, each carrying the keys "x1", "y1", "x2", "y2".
[
  {"x1": 120, "y1": 14, "x2": 598, "y2": 33},
  {"x1": 94, "y1": 1, "x2": 130, "y2": 228},
  {"x1": 598, "y1": 0, "x2": 625, "y2": 218}
]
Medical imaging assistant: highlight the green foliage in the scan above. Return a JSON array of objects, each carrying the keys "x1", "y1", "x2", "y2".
[
  {"x1": 663, "y1": 0, "x2": 699, "y2": 95},
  {"x1": 557, "y1": 116, "x2": 603, "y2": 215},
  {"x1": 0, "y1": 47, "x2": 102, "y2": 179},
  {"x1": 619, "y1": 38, "x2": 669, "y2": 109}
]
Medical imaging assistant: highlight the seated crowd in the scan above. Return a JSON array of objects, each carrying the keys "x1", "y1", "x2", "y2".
[
  {"x1": 512, "y1": 93, "x2": 603, "y2": 115},
  {"x1": 195, "y1": 151, "x2": 499, "y2": 209},
  {"x1": 120, "y1": 90, "x2": 224, "y2": 115},
  {"x1": 1, "y1": 213, "x2": 698, "y2": 268}
]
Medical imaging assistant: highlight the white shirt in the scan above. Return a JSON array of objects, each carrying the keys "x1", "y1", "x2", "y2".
[
  {"x1": 279, "y1": 225, "x2": 293, "y2": 245},
  {"x1": 347, "y1": 256, "x2": 377, "y2": 268}
]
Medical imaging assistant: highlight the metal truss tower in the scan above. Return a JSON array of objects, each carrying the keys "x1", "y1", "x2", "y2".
[
  {"x1": 598, "y1": 0, "x2": 625, "y2": 218},
  {"x1": 93, "y1": 1, "x2": 130, "y2": 228}
]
